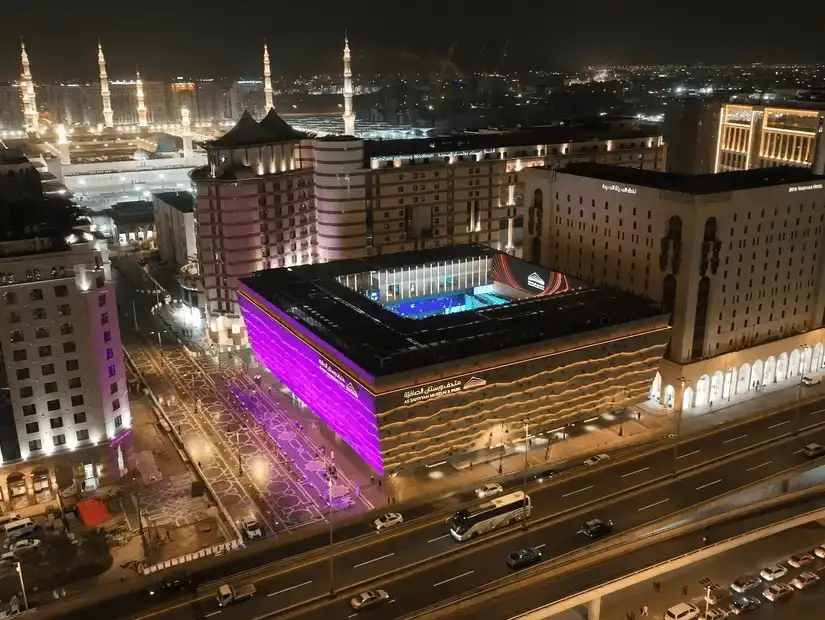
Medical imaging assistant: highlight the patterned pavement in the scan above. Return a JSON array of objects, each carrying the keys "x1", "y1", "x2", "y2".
[
  {"x1": 130, "y1": 343, "x2": 324, "y2": 533},
  {"x1": 136, "y1": 473, "x2": 212, "y2": 528}
]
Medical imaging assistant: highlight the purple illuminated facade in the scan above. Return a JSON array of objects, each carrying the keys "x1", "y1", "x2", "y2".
[{"x1": 238, "y1": 288, "x2": 383, "y2": 474}]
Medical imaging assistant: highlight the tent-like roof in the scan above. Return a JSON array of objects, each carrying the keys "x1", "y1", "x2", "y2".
[{"x1": 207, "y1": 109, "x2": 309, "y2": 148}]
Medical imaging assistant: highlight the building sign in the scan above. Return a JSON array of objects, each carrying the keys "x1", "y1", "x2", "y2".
[
  {"x1": 602, "y1": 183, "x2": 637, "y2": 195},
  {"x1": 789, "y1": 183, "x2": 824, "y2": 193},
  {"x1": 403, "y1": 376, "x2": 488, "y2": 405},
  {"x1": 527, "y1": 272, "x2": 546, "y2": 290},
  {"x1": 372, "y1": 148, "x2": 497, "y2": 164},
  {"x1": 319, "y1": 358, "x2": 359, "y2": 399}
]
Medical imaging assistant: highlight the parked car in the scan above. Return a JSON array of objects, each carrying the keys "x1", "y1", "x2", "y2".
[
  {"x1": 242, "y1": 518, "x2": 262, "y2": 540},
  {"x1": 759, "y1": 564, "x2": 788, "y2": 581},
  {"x1": 699, "y1": 608, "x2": 727, "y2": 620},
  {"x1": 475, "y1": 483, "x2": 503, "y2": 498},
  {"x1": 350, "y1": 589, "x2": 390, "y2": 611},
  {"x1": 664, "y1": 602, "x2": 700, "y2": 620},
  {"x1": 730, "y1": 575, "x2": 761, "y2": 594},
  {"x1": 762, "y1": 582, "x2": 794, "y2": 602},
  {"x1": 372, "y1": 513, "x2": 403, "y2": 531},
  {"x1": 10, "y1": 539, "x2": 40, "y2": 553},
  {"x1": 506, "y1": 548, "x2": 542, "y2": 569},
  {"x1": 791, "y1": 571, "x2": 820, "y2": 590},
  {"x1": 787, "y1": 552, "x2": 815, "y2": 568},
  {"x1": 584, "y1": 454, "x2": 610, "y2": 466},
  {"x1": 814, "y1": 545, "x2": 825, "y2": 559},
  {"x1": 729, "y1": 595, "x2": 761, "y2": 615},
  {"x1": 802, "y1": 374, "x2": 822, "y2": 386}
]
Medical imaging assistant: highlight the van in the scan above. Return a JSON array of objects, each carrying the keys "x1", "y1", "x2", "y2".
[
  {"x1": 664, "y1": 602, "x2": 700, "y2": 620},
  {"x1": 0, "y1": 514, "x2": 21, "y2": 527},
  {"x1": 2, "y1": 518, "x2": 34, "y2": 535}
]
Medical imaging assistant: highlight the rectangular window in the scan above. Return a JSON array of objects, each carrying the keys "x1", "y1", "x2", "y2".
[
  {"x1": 12, "y1": 349, "x2": 26, "y2": 362},
  {"x1": 28, "y1": 439, "x2": 42, "y2": 452},
  {"x1": 44, "y1": 382, "x2": 58, "y2": 394},
  {"x1": 38, "y1": 345, "x2": 52, "y2": 358},
  {"x1": 101, "y1": 312, "x2": 109, "y2": 325},
  {"x1": 46, "y1": 400, "x2": 60, "y2": 412},
  {"x1": 66, "y1": 359, "x2": 79, "y2": 372},
  {"x1": 25, "y1": 422, "x2": 38, "y2": 434},
  {"x1": 109, "y1": 381, "x2": 118, "y2": 395},
  {"x1": 54, "y1": 285, "x2": 69, "y2": 297},
  {"x1": 98, "y1": 293, "x2": 107, "y2": 307},
  {"x1": 106, "y1": 347, "x2": 114, "y2": 360},
  {"x1": 103, "y1": 330, "x2": 111, "y2": 343},
  {"x1": 8, "y1": 311, "x2": 21, "y2": 323},
  {"x1": 33, "y1": 308, "x2": 46, "y2": 320},
  {"x1": 19, "y1": 386, "x2": 33, "y2": 399},
  {"x1": 50, "y1": 417, "x2": 64, "y2": 429},
  {"x1": 70, "y1": 395, "x2": 84, "y2": 407},
  {"x1": 29, "y1": 288, "x2": 43, "y2": 301},
  {"x1": 42, "y1": 363, "x2": 55, "y2": 376},
  {"x1": 60, "y1": 322, "x2": 73, "y2": 336},
  {"x1": 15, "y1": 368, "x2": 30, "y2": 380},
  {"x1": 68, "y1": 377, "x2": 81, "y2": 389},
  {"x1": 73, "y1": 412, "x2": 87, "y2": 424},
  {"x1": 114, "y1": 415, "x2": 123, "y2": 428},
  {"x1": 76, "y1": 429, "x2": 89, "y2": 442},
  {"x1": 35, "y1": 327, "x2": 49, "y2": 339},
  {"x1": 22, "y1": 404, "x2": 36, "y2": 416},
  {"x1": 57, "y1": 304, "x2": 71, "y2": 316},
  {"x1": 112, "y1": 398, "x2": 121, "y2": 412},
  {"x1": 53, "y1": 434, "x2": 66, "y2": 447},
  {"x1": 9, "y1": 329, "x2": 23, "y2": 343},
  {"x1": 63, "y1": 341, "x2": 76, "y2": 354},
  {"x1": 107, "y1": 364, "x2": 116, "y2": 378}
]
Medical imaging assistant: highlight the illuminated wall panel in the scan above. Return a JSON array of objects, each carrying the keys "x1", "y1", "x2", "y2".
[{"x1": 238, "y1": 289, "x2": 383, "y2": 474}]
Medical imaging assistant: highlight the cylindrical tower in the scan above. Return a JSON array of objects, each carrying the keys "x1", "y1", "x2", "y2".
[
  {"x1": 313, "y1": 136, "x2": 366, "y2": 261},
  {"x1": 98, "y1": 42, "x2": 114, "y2": 128},
  {"x1": 136, "y1": 70, "x2": 148, "y2": 127},
  {"x1": 20, "y1": 41, "x2": 39, "y2": 133},
  {"x1": 342, "y1": 35, "x2": 355, "y2": 136},
  {"x1": 263, "y1": 42, "x2": 274, "y2": 111}
]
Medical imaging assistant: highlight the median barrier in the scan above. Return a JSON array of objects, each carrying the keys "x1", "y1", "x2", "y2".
[{"x1": 141, "y1": 539, "x2": 243, "y2": 575}]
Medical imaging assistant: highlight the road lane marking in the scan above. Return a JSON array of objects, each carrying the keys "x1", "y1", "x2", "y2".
[
  {"x1": 562, "y1": 485, "x2": 593, "y2": 498},
  {"x1": 534, "y1": 543, "x2": 546, "y2": 549},
  {"x1": 433, "y1": 570, "x2": 475, "y2": 587},
  {"x1": 638, "y1": 498, "x2": 670, "y2": 512},
  {"x1": 676, "y1": 449, "x2": 700, "y2": 460},
  {"x1": 348, "y1": 615, "x2": 358, "y2": 619},
  {"x1": 746, "y1": 461, "x2": 772, "y2": 472},
  {"x1": 389, "y1": 599, "x2": 396, "y2": 603},
  {"x1": 621, "y1": 466, "x2": 650, "y2": 478},
  {"x1": 268, "y1": 580, "x2": 312, "y2": 597},
  {"x1": 428, "y1": 534, "x2": 451, "y2": 543},
  {"x1": 811, "y1": 409, "x2": 825, "y2": 416},
  {"x1": 205, "y1": 613, "x2": 222, "y2": 618},
  {"x1": 722, "y1": 434, "x2": 747, "y2": 444},
  {"x1": 768, "y1": 420, "x2": 790, "y2": 429},
  {"x1": 794, "y1": 448, "x2": 805, "y2": 454},
  {"x1": 353, "y1": 552, "x2": 395, "y2": 568},
  {"x1": 696, "y1": 479, "x2": 723, "y2": 491}
]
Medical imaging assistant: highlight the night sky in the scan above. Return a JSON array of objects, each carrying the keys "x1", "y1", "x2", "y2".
[{"x1": 2, "y1": 0, "x2": 824, "y2": 81}]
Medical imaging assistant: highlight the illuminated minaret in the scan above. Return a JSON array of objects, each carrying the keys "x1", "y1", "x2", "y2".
[
  {"x1": 263, "y1": 41, "x2": 274, "y2": 111},
  {"x1": 98, "y1": 41, "x2": 114, "y2": 128},
  {"x1": 136, "y1": 69, "x2": 148, "y2": 127},
  {"x1": 342, "y1": 33, "x2": 355, "y2": 136},
  {"x1": 20, "y1": 40, "x2": 39, "y2": 133}
]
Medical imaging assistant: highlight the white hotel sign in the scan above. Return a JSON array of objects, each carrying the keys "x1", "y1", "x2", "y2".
[
  {"x1": 403, "y1": 376, "x2": 487, "y2": 405},
  {"x1": 602, "y1": 183, "x2": 637, "y2": 195},
  {"x1": 788, "y1": 183, "x2": 824, "y2": 193}
]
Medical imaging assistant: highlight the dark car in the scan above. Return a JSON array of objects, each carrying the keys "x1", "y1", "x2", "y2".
[
  {"x1": 578, "y1": 519, "x2": 613, "y2": 538},
  {"x1": 507, "y1": 547, "x2": 542, "y2": 569},
  {"x1": 729, "y1": 595, "x2": 761, "y2": 615},
  {"x1": 148, "y1": 577, "x2": 195, "y2": 597},
  {"x1": 802, "y1": 443, "x2": 825, "y2": 458},
  {"x1": 533, "y1": 469, "x2": 558, "y2": 483}
]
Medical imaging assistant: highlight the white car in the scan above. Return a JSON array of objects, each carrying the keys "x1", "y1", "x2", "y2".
[
  {"x1": 372, "y1": 512, "x2": 403, "y2": 531},
  {"x1": 791, "y1": 571, "x2": 820, "y2": 590},
  {"x1": 664, "y1": 602, "x2": 700, "y2": 620},
  {"x1": 242, "y1": 518, "x2": 262, "y2": 540},
  {"x1": 787, "y1": 552, "x2": 815, "y2": 568},
  {"x1": 802, "y1": 374, "x2": 822, "y2": 386},
  {"x1": 699, "y1": 608, "x2": 727, "y2": 620},
  {"x1": 584, "y1": 453, "x2": 610, "y2": 466},
  {"x1": 762, "y1": 582, "x2": 794, "y2": 602},
  {"x1": 475, "y1": 483, "x2": 503, "y2": 498},
  {"x1": 814, "y1": 545, "x2": 825, "y2": 559},
  {"x1": 10, "y1": 539, "x2": 40, "y2": 552},
  {"x1": 759, "y1": 564, "x2": 788, "y2": 581}
]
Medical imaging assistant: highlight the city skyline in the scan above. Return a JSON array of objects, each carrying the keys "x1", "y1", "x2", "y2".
[{"x1": 4, "y1": 0, "x2": 825, "y2": 81}]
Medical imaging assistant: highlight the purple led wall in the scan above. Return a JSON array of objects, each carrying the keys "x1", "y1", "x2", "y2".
[{"x1": 238, "y1": 289, "x2": 383, "y2": 474}]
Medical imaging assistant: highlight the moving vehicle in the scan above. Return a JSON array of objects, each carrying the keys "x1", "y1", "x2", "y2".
[
  {"x1": 372, "y1": 513, "x2": 403, "y2": 531},
  {"x1": 664, "y1": 602, "x2": 700, "y2": 620},
  {"x1": 730, "y1": 575, "x2": 761, "y2": 593},
  {"x1": 762, "y1": 582, "x2": 794, "y2": 601},
  {"x1": 584, "y1": 453, "x2": 610, "y2": 466},
  {"x1": 216, "y1": 583, "x2": 256, "y2": 607},
  {"x1": 148, "y1": 577, "x2": 195, "y2": 597},
  {"x1": 475, "y1": 483, "x2": 503, "y2": 498},
  {"x1": 787, "y1": 552, "x2": 815, "y2": 568},
  {"x1": 729, "y1": 595, "x2": 761, "y2": 615},
  {"x1": 699, "y1": 608, "x2": 727, "y2": 620},
  {"x1": 350, "y1": 589, "x2": 390, "y2": 611},
  {"x1": 759, "y1": 564, "x2": 788, "y2": 581},
  {"x1": 802, "y1": 373, "x2": 822, "y2": 386},
  {"x1": 242, "y1": 518, "x2": 262, "y2": 540},
  {"x1": 578, "y1": 518, "x2": 613, "y2": 538},
  {"x1": 533, "y1": 469, "x2": 558, "y2": 483},
  {"x1": 506, "y1": 547, "x2": 542, "y2": 569},
  {"x1": 802, "y1": 443, "x2": 825, "y2": 458},
  {"x1": 791, "y1": 571, "x2": 820, "y2": 589},
  {"x1": 449, "y1": 491, "x2": 531, "y2": 541}
]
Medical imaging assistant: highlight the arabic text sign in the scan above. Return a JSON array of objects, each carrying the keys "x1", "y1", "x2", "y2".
[{"x1": 602, "y1": 183, "x2": 637, "y2": 195}]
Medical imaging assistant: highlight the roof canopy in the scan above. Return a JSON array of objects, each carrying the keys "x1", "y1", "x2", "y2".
[{"x1": 208, "y1": 110, "x2": 309, "y2": 148}]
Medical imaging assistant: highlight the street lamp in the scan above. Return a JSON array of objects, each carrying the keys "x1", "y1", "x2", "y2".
[
  {"x1": 15, "y1": 562, "x2": 28, "y2": 612},
  {"x1": 521, "y1": 419, "x2": 529, "y2": 528},
  {"x1": 236, "y1": 429, "x2": 242, "y2": 477},
  {"x1": 673, "y1": 376, "x2": 687, "y2": 476},
  {"x1": 325, "y1": 459, "x2": 337, "y2": 596}
]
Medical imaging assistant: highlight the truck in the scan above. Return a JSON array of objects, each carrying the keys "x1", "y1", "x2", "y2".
[{"x1": 216, "y1": 583, "x2": 256, "y2": 607}]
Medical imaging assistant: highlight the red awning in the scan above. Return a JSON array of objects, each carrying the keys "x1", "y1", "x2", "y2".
[{"x1": 75, "y1": 499, "x2": 111, "y2": 527}]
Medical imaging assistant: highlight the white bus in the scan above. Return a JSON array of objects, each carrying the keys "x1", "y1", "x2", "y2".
[{"x1": 449, "y1": 491, "x2": 531, "y2": 541}]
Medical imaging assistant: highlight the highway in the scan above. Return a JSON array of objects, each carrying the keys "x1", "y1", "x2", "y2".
[{"x1": 120, "y1": 411, "x2": 825, "y2": 620}]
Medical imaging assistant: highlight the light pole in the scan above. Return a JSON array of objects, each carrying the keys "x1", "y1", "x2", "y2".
[
  {"x1": 132, "y1": 298, "x2": 139, "y2": 331},
  {"x1": 673, "y1": 376, "x2": 687, "y2": 476},
  {"x1": 15, "y1": 562, "x2": 28, "y2": 612},
  {"x1": 521, "y1": 419, "x2": 529, "y2": 528},
  {"x1": 704, "y1": 585, "x2": 711, "y2": 618},
  {"x1": 236, "y1": 429, "x2": 242, "y2": 477},
  {"x1": 326, "y1": 460, "x2": 336, "y2": 596}
]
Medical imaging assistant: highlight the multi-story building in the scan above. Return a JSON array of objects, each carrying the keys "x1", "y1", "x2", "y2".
[
  {"x1": 524, "y1": 162, "x2": 825, "y2": 415},
  {"x1": 229, "y1": 81, "x2": 266, "y2": 120},
  {"x1": 663, "y1": 98, "x2": 722, "y2": 175},
  {"x1": 153, "y1": 191, "x2": 196, "y2": 269},
  {"x1": 714, "y1": 102, "x2": 825, "y2": 174},
  {"x1": 0, "y1": 232, "x2": 131, "y2": 506},
  {"x1": 0, "y1": 84, "x2": 24, "y2": 130},
  {"x1": 192, "y1": 112, "x2": 667, "y2": 344}
]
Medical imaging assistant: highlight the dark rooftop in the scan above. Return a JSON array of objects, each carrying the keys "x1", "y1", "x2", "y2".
[
  {"x1": 207, "y1": 110, "x2": 309, "y2": 149},
  {"x1": 362, "y1": 122, "x2": 660, "y2": 164},
  {"x1": 0, "y1": 148, "x2": 30, "y2": 166},
  {"x1": 109, "y1": 200, "x2": 154, "y2": 225},
  {"x1": 240, "y1": 244, "x2": 665, "y2": 377},
  {"x1": 155, "y1": 191, "x2": 194, "y2": 214},
  {"x1": 557, "y1": 162, "x2": 825, "y2": 195}
]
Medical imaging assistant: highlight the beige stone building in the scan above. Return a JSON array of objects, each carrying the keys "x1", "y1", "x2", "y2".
[{"x1": 523, "y1": 162, "x2": 825, "y2": 413}]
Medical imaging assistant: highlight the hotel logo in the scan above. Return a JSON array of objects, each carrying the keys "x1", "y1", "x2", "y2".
[
  {"x1": 527, "y1": 272, "x2": 546, "y2": 290},
  {"x1": 319, "y1": 358, "x2": 359, "y2": 400},
  {"x1": 463, "y1": 376, "x2": 487, "y2": 390}
]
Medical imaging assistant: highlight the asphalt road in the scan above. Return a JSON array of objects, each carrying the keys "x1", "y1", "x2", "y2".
[
  {"x1": 132, "y1": 415, "x2": 825, "y2": 620},
  {"x1": 593, "y1": 522, "x2": 825, "y2": 620}
]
